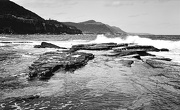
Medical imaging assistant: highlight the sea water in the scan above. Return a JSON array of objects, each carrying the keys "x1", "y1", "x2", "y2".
[{"x1": 1, "y1": 34, "x2": 180, "y2": 63}]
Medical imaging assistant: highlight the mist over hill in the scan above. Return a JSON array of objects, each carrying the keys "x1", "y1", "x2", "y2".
[{"x1": 63, "y1": 20, "x2": 126, "y2": 35}]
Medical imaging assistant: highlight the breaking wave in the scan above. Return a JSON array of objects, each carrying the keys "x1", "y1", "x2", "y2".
[
  {"x1": 91, "y1": 34, "x2": 180, "y2": 50},
  {"x1": 90, "y1": 34, "x2": 180, "y2": 63}
]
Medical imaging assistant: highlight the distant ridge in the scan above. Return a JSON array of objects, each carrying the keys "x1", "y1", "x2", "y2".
[
  {"x1": 0, "y1": 0, "x2": 82, "y2": 34},
  {"x1": 80, "y1": 20, "x2": 97, "y2": 24},
  {"x1": 128, "y1": 32, "x2": 154, "y2": 35},
  {"x1": 63, "y1": 20, "x2": 126, "y2": 35}
]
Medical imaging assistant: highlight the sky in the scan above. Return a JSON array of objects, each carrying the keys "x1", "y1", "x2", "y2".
[{"x1": 10, "y1": 0, "x2": 180, "y2": 35}]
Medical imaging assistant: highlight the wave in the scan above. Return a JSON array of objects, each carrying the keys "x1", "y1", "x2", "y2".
[
  {"x1": 1, "y1": 34, "x2": 180, "y2": 50},
  {"x1": 90, "y1": 34, "x2": 180, "y2": 50},
  {"x1": 90, "y1": 35, "x2": 180, "y2": 63},
  {"x1": 0, "y1": 36, "x2": 7, "y2": 38}
]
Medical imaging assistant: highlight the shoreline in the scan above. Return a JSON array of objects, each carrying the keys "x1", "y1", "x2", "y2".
[
  {"x1": 0, "y1": 35, "x2": 180, "y2": 109},
  {"x1": 0, "y1": 40, "x2": 180, "y2": 109}
]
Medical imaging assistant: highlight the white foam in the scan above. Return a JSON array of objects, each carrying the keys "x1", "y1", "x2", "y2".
[
  {"x1": 149, "y1": 51, "x2": 180, "y2": 63},
  {"x1": 89, "y1": 34, "x2": 125, "y2": 44},
  {"x1": 0, "y1": 36, "x2": 7, "y2": 38},
  {"x1": 1, "y1": 34, "x2": 180, "y2": 63},
  {"x1": 0, "y1": 43, "x2": 5, "y2": 46},
  {"x1": 90, "y1": 34, "x2": 180, "y2": 50},
  {"x1": 90, "y1": 34, "x2": 180, "y2": 63}
]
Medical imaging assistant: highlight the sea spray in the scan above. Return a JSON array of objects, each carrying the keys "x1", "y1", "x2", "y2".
[
  {"x1": 90, "y1": 34, "x2": 180, "y2": 50},
  {"x1": 90, "y1": 34, "x2": 180, "y2": 63},
  {"x1": 1, "y1": 34, "x2": 180, "y2": 63}
]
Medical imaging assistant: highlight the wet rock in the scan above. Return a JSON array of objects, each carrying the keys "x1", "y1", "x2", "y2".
[
  {"x1": 0, "y1": 76, "x2": 16, "y2": 83},
  {"x1": 0, "y1": 90, "x2": 136, "y2": 110},
  {"x1": 69, "y1": 43, "x2": 129, "y2": 52},
  {"x1": 0, "y1": 76, "x2": 26, "y2": 90},
  {"x1": 105, "y1": 50, "x2": 155, "y2": 57},
  {"x1": 0, "y1": 51, "x2": 20, "y2": 61},
  {"x1": 34, "y1": 42, "x2": 67, "y2": 49},
  {"x1": 119, "y1": 60, "x2": 134, "y2": 67},
  {"x1": 113, "y1": 45, "x2": 160, "y2": 52},
  {"x1": 145, "y1": 59, "x2": 166, "y2": 68},
  {"x1": 0, "y1": 95, "x2": 40, "y2": 106},
  {"x1": 0, "y1": 42, "x2": 13, "y2": 43},
  {"x1": 28, "y1": 51, "x2": 94, "y2": 80},
  {"x1": 103, "y1": 45, "x2": 159, "y2": 58},
  {"x1": 159, "y1": 48, "x2": 169, "y2": 52},
  {"x1": 151, "y1": 57, "x2": 172, "y2": 61},
  {"x1": 132, "y1": 55, "x2": 142, "y2": 60}
]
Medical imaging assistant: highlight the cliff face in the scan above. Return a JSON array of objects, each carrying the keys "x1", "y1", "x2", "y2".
[
  {"x1": 63, "y1": 20, "x2": 126, "y2": 35},
  {"x1": 0, "y1": 0, "x2": 82, "y2": 34}
]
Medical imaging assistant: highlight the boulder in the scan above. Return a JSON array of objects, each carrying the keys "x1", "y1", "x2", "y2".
[
  {"x1": 34, "y1": 42, "x2": 67, "y2": 49},
  {"x1": 28, "y1": 51, "x2": 94, "y2": 80}
]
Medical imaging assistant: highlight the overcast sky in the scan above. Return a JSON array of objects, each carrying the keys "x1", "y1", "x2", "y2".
[{"x1": 11, "y1": 0, "x2": 180, "y2": 35}]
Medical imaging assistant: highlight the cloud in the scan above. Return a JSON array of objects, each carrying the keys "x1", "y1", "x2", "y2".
[
  {"x1": 11, "y1": 0, "x2": 78, "y2": 8},
  {"x1": 142, "y1": 0, "x2": 178, "y2": 4},
  {"x1": 10, "y1": 0, "x2": 21, "y2": 2},
  {"x1": 55, "y1": 12, "x2": 66, "y2": 15},
  {"x1": 158, "y1": 0, "x2": 171, "y2": 3},
  {"x1": 129, "y1": 13, "x2": 148, "y2": 17},
  {"x1": 105, "y1": 0, "x2": 134, "y2": 7}
]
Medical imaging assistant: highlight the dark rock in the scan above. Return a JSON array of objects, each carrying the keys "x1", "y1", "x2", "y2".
[
  {"x1": 105, "y1": 50, "x2": 155, "y2": 57},
  {"x1": 159, "y1": 48, "x2": 169, "y2": 52},
  {"x1": 119, "y1": 60, "x2": 134, "y2": 67},
  {"x1": 146, "y1": 59, "x2": 165, "y2": 68},
  {"x1": 34, "y1": 42, "x2": 67, "y2": 49},
  {"x1": 14, "y1": 95, "x2": 40, "y2": 102},
  {"x1": 69, "y1": 43, "x2": 129, "y2": 52},
  {"x1": 0, "y1": 50, "x2": 20, "y2": 61},
  {"x1": 105, "y1": 45, "x2": 159, "y2": 58},
  {"x1": 0, "y1": 42, "x2": 12, "y2": 43},
  {"x1": 1, "y1": 95, "x2": 40, "y2": 103},
  {"x1": 0, "y1": 76, "x2": 26, "y2": 90},
  {"x1": 113, "y1": 45, "x2": 160, "y2": 52},
  {"x1": 132, "y1": 55, "x2": 141, "y2": 60},
  {"x1": 151, "y1": 57, "x2": 172, "y2": 61},
  {"x1": 0, "y1": 76, "x2": 16, "y2": 83},
  {"x1": 28, "y1": 52, "x2": 94, "y2": 80}
]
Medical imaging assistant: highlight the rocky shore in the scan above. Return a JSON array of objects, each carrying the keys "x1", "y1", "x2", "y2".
[
  {"x1": 1, "y1": 42, "x2": 180, "y2": 110},
  {"x1": 28, "y1": 51, "x2": 94, "y2": 80}
]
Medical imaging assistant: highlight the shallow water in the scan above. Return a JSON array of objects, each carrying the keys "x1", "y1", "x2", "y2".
[{"x1": 0, "y1": 34, "x2": 180, "y2": 110}]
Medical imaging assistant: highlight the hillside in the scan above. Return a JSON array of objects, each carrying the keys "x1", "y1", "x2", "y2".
[
  {"x1": 0, "y1": 0, "x2": 44, "y2": 21},
  {"x1": 63, "y1": 20, "x2": 126, "y2": 35},
  {"x1": 0, "y1": 0, "x2": 82, "y2": 34}
]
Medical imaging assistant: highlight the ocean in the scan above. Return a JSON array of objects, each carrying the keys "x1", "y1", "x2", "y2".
[{"x1": 1, "y1": 34, "x2": 180, "y2": 63}]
